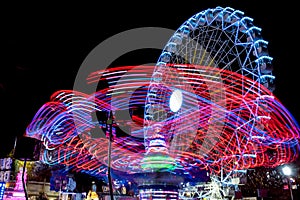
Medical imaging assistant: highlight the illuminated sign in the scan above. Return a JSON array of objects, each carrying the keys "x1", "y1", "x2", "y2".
[
  {"x1": 14, "y1": 167, "x2": 26, "y2": 191},
  {"x1": 0, "y1": 182, "x2": 5, "y2": 200},
  {"x1": 0, "y1": 158, "x2": 12, "y2": 183}
]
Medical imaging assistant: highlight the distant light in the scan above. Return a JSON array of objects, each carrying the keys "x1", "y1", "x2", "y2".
[
  {"x1": 282, "y1": 166, "x2": 292, "y2": 176},
  {"x1": 169, "y1": 89, "x2": 183, "y2": 112}
]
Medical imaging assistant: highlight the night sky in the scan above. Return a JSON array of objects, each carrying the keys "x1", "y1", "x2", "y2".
[{"x1": 1, "y1": 1, "x2": 299, "y2": 162}]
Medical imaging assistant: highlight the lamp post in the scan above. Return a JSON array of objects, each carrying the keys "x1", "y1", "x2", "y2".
[
  {"x1": 282, "y1": 166, "x2": 293, "y2": 200},
  {"x1": 107, "y1": 111, "x2": 114, "y2": 200}
]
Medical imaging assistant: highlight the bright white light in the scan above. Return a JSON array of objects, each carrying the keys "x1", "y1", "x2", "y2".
[
  {"x1": 169, "y1": 89, "x2": 183, "y2": 112},
  {"x1": 282, "y1": 166, "x2": 292, "y2": 176}
]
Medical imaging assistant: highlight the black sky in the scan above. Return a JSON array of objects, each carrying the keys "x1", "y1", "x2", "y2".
[{"x1": 1, "y1": 1, "x2": 299, "y2": 157}]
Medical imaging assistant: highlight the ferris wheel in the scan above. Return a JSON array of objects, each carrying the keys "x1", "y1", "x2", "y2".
[{"x1": 144, "y1": 6, "x2": 279, "y2": 188}]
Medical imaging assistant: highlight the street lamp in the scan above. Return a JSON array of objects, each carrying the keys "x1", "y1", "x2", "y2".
[
  {"x1": 282, "y1": 165, "x2": 293, "y2": 200},
  {"x1": 282, "y1": 166, "x2": 292, "y2": 176},
  {"x1": 107, "y1": 111, "x2": 114, "y2": 200}
]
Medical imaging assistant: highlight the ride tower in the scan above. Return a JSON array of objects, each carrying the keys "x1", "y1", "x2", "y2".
[{"x1": 134, "y1": 130, "x2": 184, "y2": 200}]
